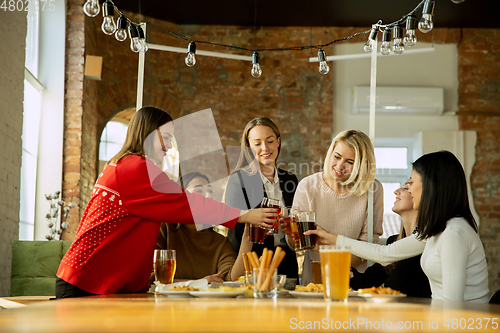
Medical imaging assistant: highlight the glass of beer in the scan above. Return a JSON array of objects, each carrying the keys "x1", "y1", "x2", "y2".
[
  {"x1": 296, "y1": 212, "x2": 316, "y2": 250},
  {"x1": 154, "y1": 249, "x2": 176, "y2": 285},
  {"x1": 248, "y1": 224, "x2": 266, "y2": 244},
  {"x1": 281, "y1": 206, "x2": 301, "y2": 250},
  {"x1": 261, "y1": 197, "x2": 281, "y2": 234},
  {"x1": 319, "y1": 245, "x2": 351, "y2": 302},
  {"x1": 311, "y1": 260, "x2": 322, "y2": 284}
]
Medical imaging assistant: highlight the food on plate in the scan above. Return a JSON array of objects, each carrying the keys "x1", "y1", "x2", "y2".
[
  {"x1": 295, "y1": 283, "x2": 324, "y2": 293},
  {"x1": 295, "y1": 283, "x2": 353, "y2": 293},
  {"x1": 236, "y1": 276, "x2": 246, "y2": 282},
  {"x1": 357, "y1": 286, "x2": 402, "y2": 295},
  {"x1": 168, "y1": 286, "x2": 198, "y2": 291}
]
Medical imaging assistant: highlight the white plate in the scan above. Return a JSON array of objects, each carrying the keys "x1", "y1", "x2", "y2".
[
  {"x1": 189, "y1": 291, "x2": 243, "y2": 298},
  {"x1": 289, "y1": 291, "x2": 323, "y2": 299},
  {"x1": 356, "y1": 293, "x2": 406, "y2": 302},
  {"x1": 289, "y1": 291, "x2": 359, "y2": 299},
  {"x1": 155, "y1": 290, "x2": 193, "y2": 297}
]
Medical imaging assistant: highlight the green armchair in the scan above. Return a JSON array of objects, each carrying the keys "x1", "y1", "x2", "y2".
[{"x1": 10, "y1": 240, "x2": 72, "y2": 296}]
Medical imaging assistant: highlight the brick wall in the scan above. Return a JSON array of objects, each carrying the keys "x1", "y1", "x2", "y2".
[
  {"x1": 457, "y1": 29, "x2": 500, "y2": 294},
  {"x1": 65, "y1": 13, "x2": 500, "y2": 293},
  {"x1": 61, "y1": 0, "x2": 86, "y2": 239},
  {"x1": 0, "y1": 10, "x2": 26, "y2": 296}
]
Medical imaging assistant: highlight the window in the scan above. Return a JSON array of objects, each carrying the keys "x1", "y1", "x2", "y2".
[
  {"x1": 99, "y1": 121, "x2": 128, "y2": 161},
  {"x1": 19, "y1": 6, "x2": 42, "y2": 240},
  {"x1": 374, "y1": 141, "x2": 413, "y2": 238}
]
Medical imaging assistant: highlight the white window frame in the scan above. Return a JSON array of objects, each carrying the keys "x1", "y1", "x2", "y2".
[{"x1": 19, "y1": 0, "x2": 67, "y2": 240}]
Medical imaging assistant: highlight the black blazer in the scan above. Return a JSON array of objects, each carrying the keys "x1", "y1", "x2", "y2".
[{"x1": 225, "y1": 168, "x2": 299, "y2": 278}]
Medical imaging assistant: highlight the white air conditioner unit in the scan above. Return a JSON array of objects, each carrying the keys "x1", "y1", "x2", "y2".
[{"x1": 352, "y1": 86, "x2": 444, "y2": 115}]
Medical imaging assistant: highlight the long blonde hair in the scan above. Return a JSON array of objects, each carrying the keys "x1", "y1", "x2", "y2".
[
  {"x1": 108, "y1": 106, "x2": 173, "y2": 165},
  {"x1": 323, "y1": 130, "x2": 376, "y2": 196},
  {"x1": 232, "y1": 117, "x2": 281, "y2": 175}
]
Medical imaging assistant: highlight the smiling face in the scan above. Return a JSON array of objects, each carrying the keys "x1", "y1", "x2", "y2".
[
  {"x1": 329, "y1": 141, "x2": 355, "y2": 182},
  {"x1": 247, "y1": 125, "x2": 281, "y2": 169},
  {"x1": 392, "y1": 180, "x2": 415, "y2": 215},
  {"x1": 185, "y1": 176, "x2": 214, "y2": 199},
  {"x1": 147, "y1": 121, "x2": 174, "y2": 166},
  {"x1": 408, "y1": 169, "x2": 423, "y2": 210}
]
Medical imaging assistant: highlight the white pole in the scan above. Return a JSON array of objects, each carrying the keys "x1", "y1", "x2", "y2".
[
  {"x1": 367, "y1": 38, "x2": 378, "y2": 267},
  {"x1": 136, "y1": 23, "x2": 146, "y2": 110},
  {"x1": 308, "y1": 47, "x2": 435, "y2": 62},
  {"x1": 147, "y1": 44, "x2": 253, "y2": 62}
]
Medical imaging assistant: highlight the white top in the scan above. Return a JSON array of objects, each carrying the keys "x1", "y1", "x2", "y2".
[
  {"x1": 421, "y1": 218, "x2": 489, "y2": 303},
  {"x1": 338, "y1": 217, "x2": 489, "y2": 303},
  {"x1": 292, "y1": 172, "x2": 384, "y2": 279}
]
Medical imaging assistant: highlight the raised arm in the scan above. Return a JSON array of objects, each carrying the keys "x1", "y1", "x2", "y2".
[
  {"x1": 230, "y1": 224, "x2": 253, "y2": 281},
  {"x1": 305, "y1": 229, "x2": 425, "y2": 266},
  {"x1": 337, "y1": 234, "x2": 425, "y2": 266}
]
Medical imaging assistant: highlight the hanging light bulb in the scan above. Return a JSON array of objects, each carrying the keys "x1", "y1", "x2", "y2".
[
  {"x1": 418, "y1": 0, "x2": 435, "y2": 33},
  {"x1": 128, "y1": 24, "x2": 141, "y2": 53},
  {"x1": 136, "y1": 25, "x2": 149, "y2": 52},
  {"x1": 185, "y1": 42, "x2": 197, "y2": 67},
  {"x1": 317, "y1": 49, "x2": 330, "y2": 75},
  {"x1": 380, "y1": 29, "x2": 392, "y2": 56},
  {"x1": 115, "y1": 16, "x2": 128, "y2": 42},
  {"x1": 83, "y1": 0, "x2": 99, "y2": 17},
  {"x1": 451, "y1": 0, "x2": 464, "y2": 3},
  {"x1": 363, "y1": 27, "x2": 378, "y2": 53},
  {"x1": 404, "y1": 15, "x2": 417, "y2": 47},
  {"x1": 101, "y1": 1, "x2": 117, "y2": 35},
  {"x1": 251, "y1": 52, "x2": 262, "y2": 78},
  {"x1": 392, "y1": 25, "x2": 405, "y2": 55}
]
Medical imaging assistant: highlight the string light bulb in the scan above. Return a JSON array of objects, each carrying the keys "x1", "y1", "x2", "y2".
[
  {"x1": 418, "y1": 0, "x2": 435, "y2": 33},
  {"x1": 101, "y1": 1, "x2": 117, "y2": 35},
  {"x1": 115, "y1": 16, "x2": 128, "y2": 42},
  {"x1": 404, "y1": 15, "x2": 417, "y2": 47},
  {"x1": 392, "y1": 25, "x2": 405, "y2": 55},
  {"x1": 251, "y1": 52, "x2": 262, "y2": 78},
  {"x1": 136, "y1": 25, "x2": 148, "y2": 52},
  {"x1": 363, "y1": 27, "x2": 378, "y2": 53},
  {"x1": 380, "y1": 29, "x2": 392, "y2": 56},
  {"x1": 83, "y1": 0, "x2": 99, "y2": 17},
  {"x1": 185, "y1": 42, "x2": 196, "y2": 67},
  {"x1": 128, "y1": 24, "x2": 141, "y2": 53},
  {"x1": 317, "y1": 49, "x2": 330, "y2": 75}
]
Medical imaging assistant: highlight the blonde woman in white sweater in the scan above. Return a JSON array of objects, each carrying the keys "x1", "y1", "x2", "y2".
[{"x1": 292, "y1": 130, "x2": 383, "y2": 282}]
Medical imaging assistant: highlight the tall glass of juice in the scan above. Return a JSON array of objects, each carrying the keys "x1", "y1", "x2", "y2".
[{"x1": 319, "y1": 245, "x2": 351, "y2": 302}]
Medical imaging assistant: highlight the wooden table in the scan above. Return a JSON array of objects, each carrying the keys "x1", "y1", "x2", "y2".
[{"x1": 0, "y1": 293, "x2": 499, "y2": 332}]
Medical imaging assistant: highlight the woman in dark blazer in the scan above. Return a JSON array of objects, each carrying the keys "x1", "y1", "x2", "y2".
[{"x1": 224, "y1": 117, "x2": 299, "y2": 278}]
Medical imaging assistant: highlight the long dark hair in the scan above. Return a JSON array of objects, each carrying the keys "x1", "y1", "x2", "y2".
[
  {"x1": 414, "y1": 150, "x2": 477, "y2": 240},
  {"x1": 108, "y1": 106, "x2": 173, "y2": 164},
  {"x1": 178, "y1": 172, "x2": 210, "y2": 190}
]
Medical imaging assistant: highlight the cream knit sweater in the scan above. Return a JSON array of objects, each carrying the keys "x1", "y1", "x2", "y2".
[{"x1": 292, "y1": 172, "x2": 384, "y2": 280}]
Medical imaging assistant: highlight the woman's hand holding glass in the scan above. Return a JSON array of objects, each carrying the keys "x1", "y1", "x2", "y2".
[
  {"x1": 238, "y1": 208, "x2": 277, "y2": 229},
  {"x1": 304, "y1": 226, "x2": 338, "y2": 246}
]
